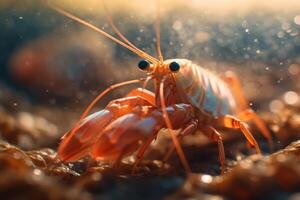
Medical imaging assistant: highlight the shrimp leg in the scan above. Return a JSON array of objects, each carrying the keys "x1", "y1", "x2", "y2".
[
  {"x1": 91, "y1": 104, "x2": 195, "y2": 168},
  {"x1": 222, "y1": 71, "x2": 273, "y2": 149},
  {"x1": 125, "y1": 88, "x2": 156, "y2": 106},
  {"x1": 162, "y1": 119, "x2": 198, "y2": 164},
  {"x1": 162, "y1": 122, "x2": 226, "y2": 173},
  {"x1": 200, "y1": 126, "x2": 226, "y2": 173},
  {"x1": 132, "y1": 133, "x2": 157, "y2": 174},
  {"x1": 237, "y1": 109, "x2": 273, "y2": 150},
  {"x1": 133, "y1": 107, "x2": 197, "y2": 173},
  {"x1": 212, "y1": 115, "x2": 261, "y2": 153}
]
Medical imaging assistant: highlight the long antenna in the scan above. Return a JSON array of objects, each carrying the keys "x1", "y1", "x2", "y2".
[
  {"x1": 159, "y1": 78, "x2": 191, "y2": 173},
  {"x1": 102, "y1": 0, "x2": 142, "y2": 53},
  {"x1": 155, "y1": 0, "x2": 164, "y2": 62},
  {"x1": 48, "y1": 3, "x2": 159, "y2": 64}
]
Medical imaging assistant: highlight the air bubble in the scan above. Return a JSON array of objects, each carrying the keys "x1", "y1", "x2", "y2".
[
  {"x1": 288, "y1": 64, "x2": 300, "y2": 75},
  {"x1": 294, "y1": 15, "x2": 300, "y2": 25},
  {"x1": 172, "y1": 20, "x2": 182, "y2": 31},
  {"x1": 283, "y1": 91, "x2": 299, "y2": 105},
  {"x1": 269, "y1": 100, "x2": 284, "y2": 113}
]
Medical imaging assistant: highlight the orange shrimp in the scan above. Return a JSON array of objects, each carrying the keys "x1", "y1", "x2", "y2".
[{"x1": 49, "y1": 1, "x2": 273, "y2": 174}]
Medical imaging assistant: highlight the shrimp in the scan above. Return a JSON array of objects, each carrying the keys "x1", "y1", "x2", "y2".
[{"x1": 49, "y1": 1, "x2": 273, "y2": 174}]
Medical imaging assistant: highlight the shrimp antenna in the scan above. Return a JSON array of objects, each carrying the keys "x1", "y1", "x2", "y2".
[
  {"x1": 48, "y1": 3, "x2": 159, "y2": 64},
  {"x1": 155, "y1": 0, "x2": 164, "y2": 62},
  {"x1": 159, "y1": 78, "x2": 191, "y2": 173},
  {"x1": 102, "y1": 0, "x2": 144, "y2": 55}
]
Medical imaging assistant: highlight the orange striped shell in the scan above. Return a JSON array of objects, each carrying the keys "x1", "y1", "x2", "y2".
[{"x1": 170, "y1": 59, "x2": 236, "y2": 117}]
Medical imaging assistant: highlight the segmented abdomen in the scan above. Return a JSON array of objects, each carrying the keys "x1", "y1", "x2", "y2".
[{"x1": 175, "y1": 59, "x2": 236, "y2": 117}]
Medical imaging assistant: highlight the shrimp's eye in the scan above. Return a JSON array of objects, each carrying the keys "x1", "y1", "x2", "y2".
[
  {"x1": 138, "y1": 60, "x2": 150, "y2": 71},
  {"x1": 169, "y1": 61, "x2": 180, "y2": 72}
]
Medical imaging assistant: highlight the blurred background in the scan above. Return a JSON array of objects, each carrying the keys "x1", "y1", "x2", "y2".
[
  {"x1": 1, "y1": 0, "x2": 300, "y2": 103},
  {"x1": 1, "y1": 1, "x2": 300, "y2": 200}
]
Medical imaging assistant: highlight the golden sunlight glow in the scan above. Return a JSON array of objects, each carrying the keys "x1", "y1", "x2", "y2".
[
  {"x1": 53, "y1": 0, "x2": 300, "y2": 14},
  {"x1": 2, "y1": 0, "x2": 297, "y2": 17}
]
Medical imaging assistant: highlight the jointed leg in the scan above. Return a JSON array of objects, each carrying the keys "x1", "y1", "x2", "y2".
[
  {"x1": 162, "y1": 119, "x2": 199, "y2": 164},
  {"x1": 131, "y1": 103, "x2": 195, "y2": 174},
  {"x1": 125, "y1": 88, "x2": 155, "y2": 106},
  {"x1": 132, "y1": 134, "x2": 157, "y2": 174},
  {"x1": 200, "y1": 126, "x2": 226, "y2": 173},
  {"x1": 222, "y1": 71, "x2": 273, "y2": 149},
  {"x1": 238, "y1": 109, "x2": 273, "y2": 149},
  {"x1": 213, "y1": 115, "x2": 261, "y2": 153}
]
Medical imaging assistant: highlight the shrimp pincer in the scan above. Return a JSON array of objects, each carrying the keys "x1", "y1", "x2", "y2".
[
  {"x1": 59, "y1": 97, "x2": 194, "y2": 162},
  {"x1": 50, "y1": 1, "x2": 273, "y2": 174}
]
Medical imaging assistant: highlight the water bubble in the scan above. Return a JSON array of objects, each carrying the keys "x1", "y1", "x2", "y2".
[
  {"x1": 194, "y1": 31, "x2": 210, "y2": 43},
  {"x1": 290, "y1": 31, "x2": 298, "y2": 36},
  {"x1": 286, "y1": 29, "x2": 292, "y2": 33},
  {"x1": 241, "y1": 20, "x2": 248, "y2": 28},
  {"x1": 256, "y1": 49, "x2": 261, "y2": 54},
  {"x1": 283, "y1": 91, "x2": 299, "y2": 105},
  {"x1": 269, "y1": 100, "x2": 284, "y2": 113},
  {"x1": 277, "y1": 31, "x2": 285, "y2": 38},
  {"x1": 294, "y1": 15, "x2": 300, "y2": 25},
  {"x1": 245, "y1": 28, "x2": 249, "y2": 33},
  {"x1": 172, "y1": 20, "x2": 182, "y2": 31},
  {"x1": 281, "y1": 22, "x2": 290, "y2": 30},
  {"x1": 33, "y1": 169, "x2": 42, "y2": 176},
  {"x1": 18, "y1": 112, "x2": 34, "y2": 129},
  {"x1": 277, "y1": 77, "x2": 283, "y2": 84},
  {"x1": 277, "y1": 77, "x2": 283, "y2": 83},
  {"x1": 288, "y1": 64, "x2": 300, "y2": 75},
  {"x1": 200, "y1": 175, "x2": 213, "y2": 183}
]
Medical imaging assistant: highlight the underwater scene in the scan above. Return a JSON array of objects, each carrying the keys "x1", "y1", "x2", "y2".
[{"x1": 1, "y1": 0, "x2": 300, "y2": 199}]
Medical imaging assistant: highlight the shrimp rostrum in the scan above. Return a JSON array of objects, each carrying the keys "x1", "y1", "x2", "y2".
[{"x1": 50, "y1": 2, "x2": 273, "y2": 174}]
